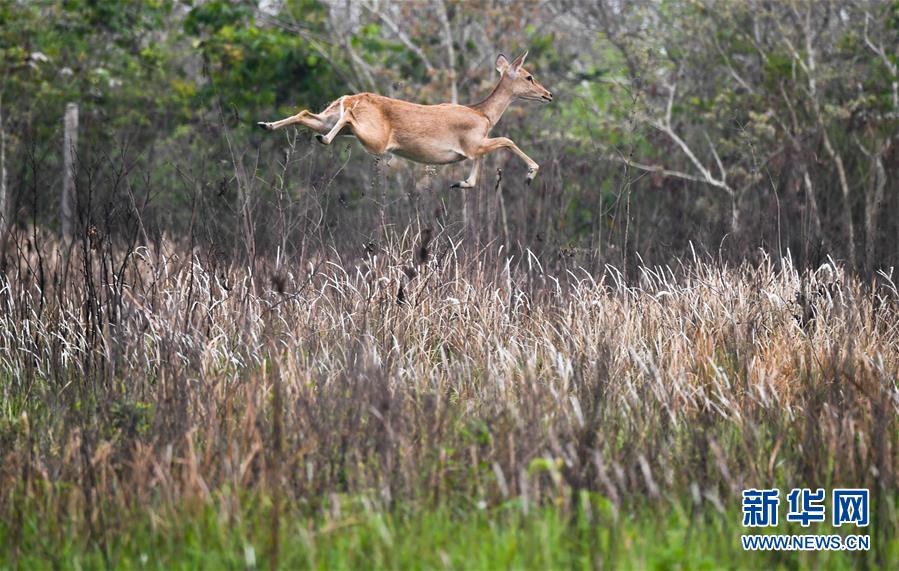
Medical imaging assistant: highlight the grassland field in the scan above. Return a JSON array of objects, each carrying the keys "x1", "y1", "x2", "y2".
[{"x1": 1, "y1": 230, "x2": 897, "y2": 569}]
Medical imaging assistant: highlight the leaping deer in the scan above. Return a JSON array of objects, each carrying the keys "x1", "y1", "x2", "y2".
[{"x1": 257, "y1": 51, "x2": 552, "y2": 188}]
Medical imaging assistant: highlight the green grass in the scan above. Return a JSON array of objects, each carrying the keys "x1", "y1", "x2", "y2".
[{"x1": 2, "y1": 495, "x2": 889, "y2": 570}]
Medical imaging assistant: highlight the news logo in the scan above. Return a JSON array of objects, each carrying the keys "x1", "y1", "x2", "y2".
[
  {"x1": 740, "y1": 488, "x2": 870, "y2": 551},
  {"x1": 742, "y1": 489, "x2": 779, "y2": 527},
  {"x1": 832, "y1": 489, "x2": 869, "y2": 527},
  {"x1": 786, "y1": 488, "x2": 825, "y2": 527}
]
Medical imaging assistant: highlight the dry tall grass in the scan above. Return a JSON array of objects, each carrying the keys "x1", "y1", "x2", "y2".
[{"x1": 1, "y1": 228, "x2": 897, "y2": 563}]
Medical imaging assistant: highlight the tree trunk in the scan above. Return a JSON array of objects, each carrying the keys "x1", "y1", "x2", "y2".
[
  {"x1": 864, "y1": 143, "x2": 888, "y2": 274},
  {"x1": 801, "y1": 166, "x2": 829, "y2": 254},
  {"x1": 62, "y1": 102, "x2": 78, "y2": 239},
  {"x1": 0, "y1": 94, "x2": 8, "y2": 246},
  {"x1": 730, "y1": 192, "x2": 740, "y2": 237},
  {"x1": 438, "y1": 0, "x2": 458, "y2": 104},
  {"x1": 819, "y1": 129, "x2": 857, "y2": 269}
]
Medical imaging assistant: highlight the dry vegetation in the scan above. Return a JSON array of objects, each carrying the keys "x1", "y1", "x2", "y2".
[
  {"x1": 3, "y1": 1, "x2": 898, "y2": 567},
  {"x1": 1, "y1": 228, "x2": 897, "y2": 566}
]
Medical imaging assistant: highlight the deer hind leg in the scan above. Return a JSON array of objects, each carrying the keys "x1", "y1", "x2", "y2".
[
  {"x1": 257, "y1": 110, "x2": 333, "y2": 133},
  {"x1": 451, "y1": 159, "x2": 481, "y2": 189},
  {"x1": 318, "y1": 96, "x2": 374, "y2": 146},
  {"x1": 332, "y1": 105, "x2": 390, "y2": 155},
  {"x1": 315, "y1": 111, "x2": 350, "y2": 145},
  {"x1": 476, "y1": 137, "x2": 540, "y2": 183}
]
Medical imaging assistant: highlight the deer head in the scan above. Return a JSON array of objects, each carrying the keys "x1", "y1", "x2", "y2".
[{"x1": 495, "y1": 51, "x2": 553, "y2": 102}]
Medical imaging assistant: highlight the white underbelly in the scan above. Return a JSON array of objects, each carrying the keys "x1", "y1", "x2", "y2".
[{"x1": 389, "y1": 146, "x2": 467, "y2": 165}]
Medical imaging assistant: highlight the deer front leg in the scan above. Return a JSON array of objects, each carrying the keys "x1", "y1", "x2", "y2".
[
  {"x1": 451, "y1": 159, "x2": 481, "y2": 189},
  {"x1": 476, "y1": 137, "x2": 540, "y2": 184},
  {"x1": 257, "y1": 110, "x2": 330, "y2": 133}
]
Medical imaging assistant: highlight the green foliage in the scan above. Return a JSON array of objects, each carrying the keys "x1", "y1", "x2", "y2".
[
  {"x1": 109, "y1": 399, "x2": 154, "y2": 439},
  {"x1": 1, "y1": 0, "x2": 184, "y2": 130},
  {"x1": 1, "y1": 0, "x2": 343, "y2": 150},
  {"x1": 186, "y1": 0, "x2": 340, "y2": 115},
  {"x1": 0, "y1": 497, "x2": 883, "y2": 569}
]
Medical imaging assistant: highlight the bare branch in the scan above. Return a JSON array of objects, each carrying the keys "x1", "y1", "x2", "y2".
[
  {"x1": 605, "y1": 153, "x2": 708, "y2": 185},
  {"x1": 864, "y1": 12, "x2": 898, "y2": 109},
  {"x1": 649, "y1": 118, "x2": 733, "y2": 195},
  {"x1": 711, "y1": 34, "x2": 755, "y2": 94},
  {"x1": 361, "y1": 1, "x2": 435, "y2": 74},
  {"x1": 663, "y1": 81, "x2": 676, "y2": 127},
  {"x1": 704, "y1": 131, "x2": 726, "y2": 185}
]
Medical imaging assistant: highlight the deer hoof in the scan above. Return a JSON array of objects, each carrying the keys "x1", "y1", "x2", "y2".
[
  {"x1": 257, "y1": 122, "x2": 272, "y2": 131},
  {"x1": 526, "y1": 167, "x2": 539, "y2": 184},
  {"x1": 452, "y1": 181, "x2": 473, "y2": 190},
  {"x1": 315, "y1": 134, "x2": 329, "y2": 145}
]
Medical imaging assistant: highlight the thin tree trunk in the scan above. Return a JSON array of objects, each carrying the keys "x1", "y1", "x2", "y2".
[
  {"x1": 497, "y1": 169, "x2": 509, "y2": 246},
  {"x1": 864, "y1": 143, "x2": 888, "y2": 274},
  {"x1": 0, "y1": 93, "x2": 8, "y2": 246},
  {"x1": 798, "y1": 9, "x2": 857, "y2": 268},
  {"x1": 730, "y1": 192, "x2": 740, "y2": 237},
  {"x1": 62, "y1": 102, "x2": 78, "y2": 239},
  {"x1": 801, "y1": 166, "x2": 829, "y2": 253},
  {"x1": 781, "y1": 6, "x2": 858, "y2": 267},
  {"x1": 819, "y1": 127, "x2": 857, "y2": 268},
  {"x1": 438, "y1": 0, "x2": 458, "y2": 104}
]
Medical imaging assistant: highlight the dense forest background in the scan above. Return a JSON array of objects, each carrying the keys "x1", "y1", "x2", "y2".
[{"x1": 1, "y1": 0, "x2": 897, "y2": 274}]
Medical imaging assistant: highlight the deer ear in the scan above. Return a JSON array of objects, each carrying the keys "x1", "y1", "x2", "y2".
[
  {"x1": 511, "y1": 50, "x2": 529, "y2": 70},
  {"x1": 495, "y1": 54, "x2": 510, "y2": 74}
]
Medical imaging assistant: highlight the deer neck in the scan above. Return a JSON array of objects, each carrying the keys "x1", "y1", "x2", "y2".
[{"x1": 471, "y1": 76, "x2": 515, "y2": 126}]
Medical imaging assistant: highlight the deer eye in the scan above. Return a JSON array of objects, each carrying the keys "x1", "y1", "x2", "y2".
[{"x1": 527, "y1": 76, "x2": 534, "y2": 82}]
